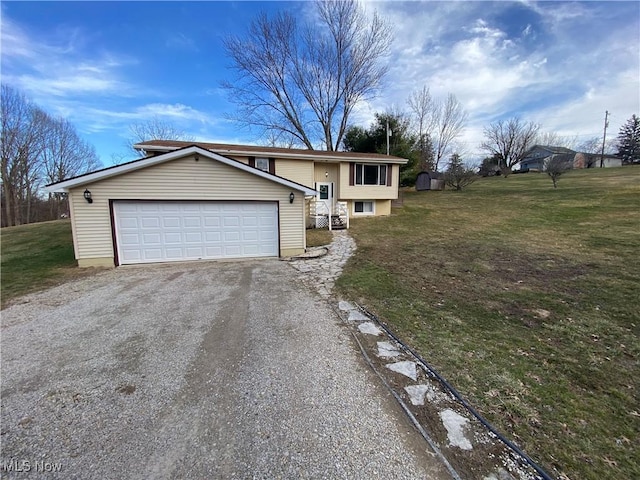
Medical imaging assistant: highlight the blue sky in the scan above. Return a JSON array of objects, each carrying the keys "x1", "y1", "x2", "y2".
[{"x1": 2, "y1": 1, "x2": 639, "y2": 166}]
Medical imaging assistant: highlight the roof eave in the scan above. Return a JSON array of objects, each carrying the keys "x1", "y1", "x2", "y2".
[
  {"x1": 133, "y1": 142, "x2": 409, "y2": 164},
  {"x1": 45, "y1": 146, "x2": 317, "y2": 196}
]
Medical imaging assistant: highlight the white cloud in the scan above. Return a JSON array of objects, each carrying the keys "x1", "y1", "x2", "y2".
[{"x1": 352, "y1": 1, "x2": 639, "y2": 157}]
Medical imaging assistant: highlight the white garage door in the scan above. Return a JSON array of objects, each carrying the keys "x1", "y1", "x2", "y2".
[{"x1": 113, "y1": 201, "x2": 279, "y2": 265}]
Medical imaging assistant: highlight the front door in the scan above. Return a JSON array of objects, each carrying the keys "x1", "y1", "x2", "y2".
[{"x1": 316, "y1": 182, "x2": 333, "y2": 214}]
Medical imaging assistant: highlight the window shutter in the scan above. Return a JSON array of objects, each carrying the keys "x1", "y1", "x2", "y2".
[
  {"x1": 349, "y1": 163, "x2": 355, "y2": 186},
  {"x1": 268, "y1": 158, "x2": 276, "y2": 175},
  {"x1": 387, "y1": 163, "x2": 392, "y2": 187},
  {"x1": 248, "y1": 156, "x2": 255, "y2": 168}
]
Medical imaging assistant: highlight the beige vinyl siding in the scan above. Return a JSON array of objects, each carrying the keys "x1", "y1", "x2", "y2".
[
  {"x1": 338, "y1": 163, "x2": 399, "y2": 200},
  {"x1": 69, "y1": 154, "x2": 306, "y2": 265},
  {"x1": 313, "y1": 163, "x2": 339, "y2": 198},
  {"x1": 275, "y1": 159, "x2": 314, "y2": 187},
  {"x1": 348, "y1": 200, "x2": 391, "y2": 216}
]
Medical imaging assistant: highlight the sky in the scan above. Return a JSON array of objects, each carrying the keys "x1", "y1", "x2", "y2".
[{"x1": 2, "y1": 1, "x2": 639, "y2": 167}]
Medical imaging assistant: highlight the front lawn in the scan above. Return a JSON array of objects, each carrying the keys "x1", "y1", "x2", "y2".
[
  {"x1": 337, "y1": 167, "x2": 640, "y2": 480},
  {"x1": 1, "y1": 220, "x2": 80, "y2": 308}
]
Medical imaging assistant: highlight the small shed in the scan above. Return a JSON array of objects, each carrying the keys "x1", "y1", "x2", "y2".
[{"x1": 415, "y1": 171, "x2": 432, "y2": 191}]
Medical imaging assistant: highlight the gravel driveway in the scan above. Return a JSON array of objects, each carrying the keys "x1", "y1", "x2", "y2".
[{"x1": 1, "y1": 260, "x2": 450, "y2": 479}]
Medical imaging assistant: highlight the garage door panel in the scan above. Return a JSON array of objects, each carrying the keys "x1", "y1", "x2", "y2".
[
  {"x1": 184, "y1": 232, "x2": 203, "y2": 243},
  {"x1": 185, "y1": 247, "x2": 204, "y2": 257},
  {"x1": 242, "y1": 216, "x2": 258, "y2": 227},
  {"x1": 140, "y1": 204, "x2": 160, "y2": 212},
  {"x1": 165, "y1": 248, "x2": 184, "y2": 259},
  {"x1": 114, "y1": 201, "x2": 278, "y2": 265},
  {"x1": 142, "y1": 233, "x2": 161, "y2": 244},
  {"x1": 225, "y1": 245, "x2": 241, "y2": 256},
  {"x1": 141, "y1": 217, "x2": 161, "y2": 228},
  {"x1": 205, "y1": 231, "x2": 222, "y2": 242},
  {"x1": 224, "y1": 231, "x2": 240, "y2": 242},
  {"x1": 161, "y1": 204, "x2": 180, "y2": 212},
  {"x1": 184, "y1": 216, "x2": 201, "y2": 228},
  {"x1": 204, "y1": 216, "x2": 221, "y2": 228},
  {"x1": 205, "y1": 246, "x2": 224, "y2": 256},
  {"x1": 120, "y1": 233, "x2": 141, "y2": 245},
  {"x1": 223, "y1": 216, "x2": 240, "y2": 227},
  {"x1": 164, "y1": 232, "x2": 182, "y2": 244},
  {"x1": 243, "y1": 231, "x2": 258, "y2": 241},
  {"x1": 163, "y1": 217, "x2": 181, "y2": 228},
  {"x1": 120, "y1": 217, "x2": 139, "y2": 229}
]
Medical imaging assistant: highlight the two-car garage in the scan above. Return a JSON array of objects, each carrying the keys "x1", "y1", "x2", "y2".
[
  {"x1": 46, "y1": 146, "x2": 316, "y2": 267},
  {"x1": 113, "y1": 201, "x2": 279, "y2": 265}
]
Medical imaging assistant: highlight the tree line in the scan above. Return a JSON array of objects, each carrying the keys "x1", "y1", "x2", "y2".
[{"x1": 1, "y1": 85, "x2": 101, "y2": 227}]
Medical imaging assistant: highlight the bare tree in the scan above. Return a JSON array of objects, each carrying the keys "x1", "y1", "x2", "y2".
[
  {"x1": 1, "y1": 85, "x2": 48, "y2": 226},
  {"x1": 407, "y1": 86, "x2": 436, "y2": 171},
  {"x1": 432, "y1": 94, "x2": 467, "y2": 171},
  {"x1": 222, "y1": 0, "x2": 393, "y2": 151},
  {"x1": 127, "y1": 116, "x2": 194, "y2": 157},
  {"x1": 545, "y1": 156, "x2": 570, "y2": 188},
  {"x1": 480, "y1": 117, "x2": 540, "y2": 176},
  {"x1": 536, "y1": 131, "x2": 579, "y2": 150},
  {"x1": 42, "y1": 118, "x2": 100, "y2": 218},
  {"x1": 1, "y1": 85, "x2": 101, "y2": 226},
  {"x1": 577, "y1": 136, "x2": 617, "y2": 155}
]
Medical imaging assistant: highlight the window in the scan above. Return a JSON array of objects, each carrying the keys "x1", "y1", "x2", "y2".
[
  {"x1": 354, "y1": 201, "x2": 374, "y2": 215},
  {"x1": 355, "y1": 164, "x2": 386, "y2": 185},
  {"x1": 255, "y1": 158, "x2": 269, "y2": 172}
]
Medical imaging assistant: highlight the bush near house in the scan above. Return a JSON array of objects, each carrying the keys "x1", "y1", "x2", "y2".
[{"x1": 337, "y1": 167, "x2": 640, "y2": 480}]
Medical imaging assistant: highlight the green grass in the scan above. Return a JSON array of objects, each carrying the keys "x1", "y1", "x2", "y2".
[
  {"x1": 337, "y1": 167, "x2": 640, "y2": 480},
  {"x1": 1, "y1": 220, "x2": 78, "y2": 308}
]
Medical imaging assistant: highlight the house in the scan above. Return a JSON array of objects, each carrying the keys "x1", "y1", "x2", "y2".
[
  {"x1": 573, "y1": 153, "x2": 623, "y2": 169},
  {"x1": 518, "y1": 145, "x2": 576, "y2": 171},
  {"x1": 518, "y1": 145, "x2": 623, "y2": 172},
  {"x1": 45, "y1": 141, "x2": 407, "y2": 267}
]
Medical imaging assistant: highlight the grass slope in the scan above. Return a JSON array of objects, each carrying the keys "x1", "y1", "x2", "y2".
[
  {"x1": 337, "y1": 167, "x2": 639, "y2": 480},
  {"x1": 1, "y1": 220, "x2": 78, "y2": 308}
]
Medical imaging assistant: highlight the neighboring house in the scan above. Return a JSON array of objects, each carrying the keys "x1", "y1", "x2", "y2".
[
  {"x1": 518, "y1": 145, "x2": 623, "y2": 171},
  {"x1": 45, "y1": 141, "x2": 407, "y2": 267},
  {"x1": 573, "y1": 153, "x2": 622, "y2": 169},
  {"x1": 518, "y1": 145, "x2": 576, "y2": 171}
]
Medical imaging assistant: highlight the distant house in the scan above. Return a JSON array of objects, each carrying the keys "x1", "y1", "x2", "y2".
[
  {"x1": 518, "y1": 145, "x2": 575, "y2": 171},
  {"x1": 518, "y1": 145, "x2": 623, "y2": 171},
  {"x1": 573, "y1": 153, "x2": 622, "y2": 169}
]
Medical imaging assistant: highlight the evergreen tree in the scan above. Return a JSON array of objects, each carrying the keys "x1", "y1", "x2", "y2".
[
  {"x1": 443, "y1": 153, "x2": 477, "y2": 190},
  {"x1": 616, "y1": 114, "x2": 640, "y2": 164}
]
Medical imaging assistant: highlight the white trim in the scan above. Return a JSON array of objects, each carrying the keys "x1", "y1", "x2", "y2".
[
  {"x1": 354, "y1": 163, "x2": 387, "y2": 186},
  {"x1": 45, "y1": 146, "x2": 317, "y2": 196},
  {"x1": 134, "y1": 143, "x2": 408, "y2": 165}
]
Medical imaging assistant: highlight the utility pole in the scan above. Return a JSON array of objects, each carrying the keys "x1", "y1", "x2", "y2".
[
  {"x1": 386, "y1": 120, "x2": 392, "y2": 155},
  {"x1": 600, "y1": 110, "x2": 609, "y2": 168}
]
